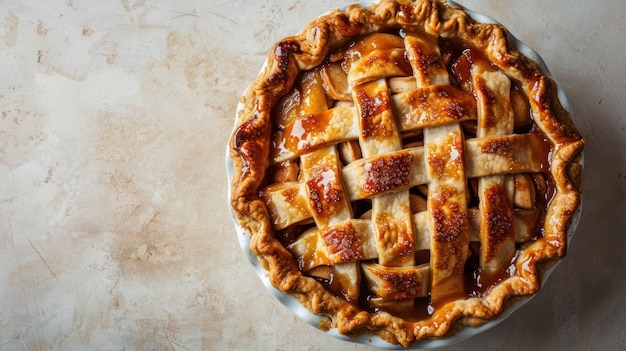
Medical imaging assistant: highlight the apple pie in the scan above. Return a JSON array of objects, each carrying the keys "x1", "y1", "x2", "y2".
[{"x1": 228, "y1": 0, "x2": 584, "y2": 346}]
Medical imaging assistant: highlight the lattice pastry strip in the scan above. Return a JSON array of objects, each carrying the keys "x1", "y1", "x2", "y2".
[
  {"x1": 260, "y1": 181, "x2": 311, "y2": 231},
  {"x1": 392, "y1": 84, "x2": 478, "y2": 131},
  {"x1": 422, "y1": 124, "x2": 470, "y2": 303},
  {"x1": 348, "y1": 39, "x2": 426, "y2": 304},
  {"x1": 351, "y1": 79, "x2": 415, "y2": 268},
  {"x1": 346, "y1": 33, "x2": 412, "y2": 88},
  {"x1": 299, "y1": 146, "x2": 353, "y2": 228},
  {"x1": 403, "y1": 31, "x2": 471, "y2": 303},
  {"x1": 472, "y1": 64, "x2": 517, "y2": 273},
  {"x1": 403, "y1": 32, "x2": 450, "y2": 86}
]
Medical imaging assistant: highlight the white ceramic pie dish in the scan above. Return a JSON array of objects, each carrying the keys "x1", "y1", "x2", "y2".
[{"x1": 226, "y1": 1, "x2": 582, "y2": 349}]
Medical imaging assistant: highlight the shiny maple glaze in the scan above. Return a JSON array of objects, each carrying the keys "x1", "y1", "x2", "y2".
[
  {"x1": 343, "y1": 33, "x2": 413, "y2": 78},
  {"x1": 396, "y1": 84, "x2": 478, "y2": 130},
  {"x1": 303, "y1": 149, "x2": 346, "y2": 222},
  {"x1": 449, "y1": 44, "x2": 498, "y2": 91},
  {"x1": 271, "y1": 104, "x2": 335, "y2": 158},
  {"x1": 355, "y1": 85, "x2": 396, "y2": 140}
]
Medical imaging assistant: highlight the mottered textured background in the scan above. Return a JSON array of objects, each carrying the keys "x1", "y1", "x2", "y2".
[{"x1": 1, "y1": 0, "x2": 624, "y2": 350}]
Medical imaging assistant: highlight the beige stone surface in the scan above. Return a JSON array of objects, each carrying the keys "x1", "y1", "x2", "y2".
[{"x1": 0, "y1": 0, "x2": 624, "y2": 350}]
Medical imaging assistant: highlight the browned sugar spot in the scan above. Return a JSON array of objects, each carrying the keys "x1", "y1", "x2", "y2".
[
  {"x1": 417, "y1": 52, "x2": 442, "y2": 75},
  {"x1": 431, "y1": 203, "x2": 467, "y2": 244},
  {"x1": 380, "y1": 271, "x2": 422, "y2": 300},
  {"x1": 321, "y1": 223, "x2": 363, "y2": 262},
  {"x1": 357, "y1": 90, "x2": 393, "y2": 138},
  {"x1": 445, "y1": 101, "x2": 466, "y2": 119},
  {"x1": 484, "y1": 185, "x2": 514, "y2": 260},
  {"x1": 361, "y1": 153, "x2": 413, "y2": 195},
  {"x1": 306, "y1": 168, "x2": 343, "y2": 217},
  {"x1": 480, "y1": 138, "x2": 513, "y2": 156}
]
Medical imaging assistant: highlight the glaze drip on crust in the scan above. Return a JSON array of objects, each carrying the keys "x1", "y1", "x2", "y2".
[{"x1": 229, "y1": 0, "x2": 584, "y2": 347}]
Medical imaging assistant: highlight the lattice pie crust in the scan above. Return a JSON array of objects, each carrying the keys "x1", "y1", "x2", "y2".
[{"x1": 228, "y1": 0, "x2": 584, "y2": 346}]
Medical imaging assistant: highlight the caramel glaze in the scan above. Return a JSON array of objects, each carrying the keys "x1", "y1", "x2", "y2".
[
  {"x1": 267, "y1": 31, "x2": 557, "y2": 319},
  {"x1": 234, "y1": 111, "x2": 270, "y2": 180}
]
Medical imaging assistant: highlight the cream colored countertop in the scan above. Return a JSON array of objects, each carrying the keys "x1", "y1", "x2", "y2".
[{"x1": 1, "y1": 0, "x2": 624, "y2": 350}]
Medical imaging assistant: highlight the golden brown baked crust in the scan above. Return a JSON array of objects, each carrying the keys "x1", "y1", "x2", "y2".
[{"x1": 228, "y1": 0, "x2": 584, "y2": 347}]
